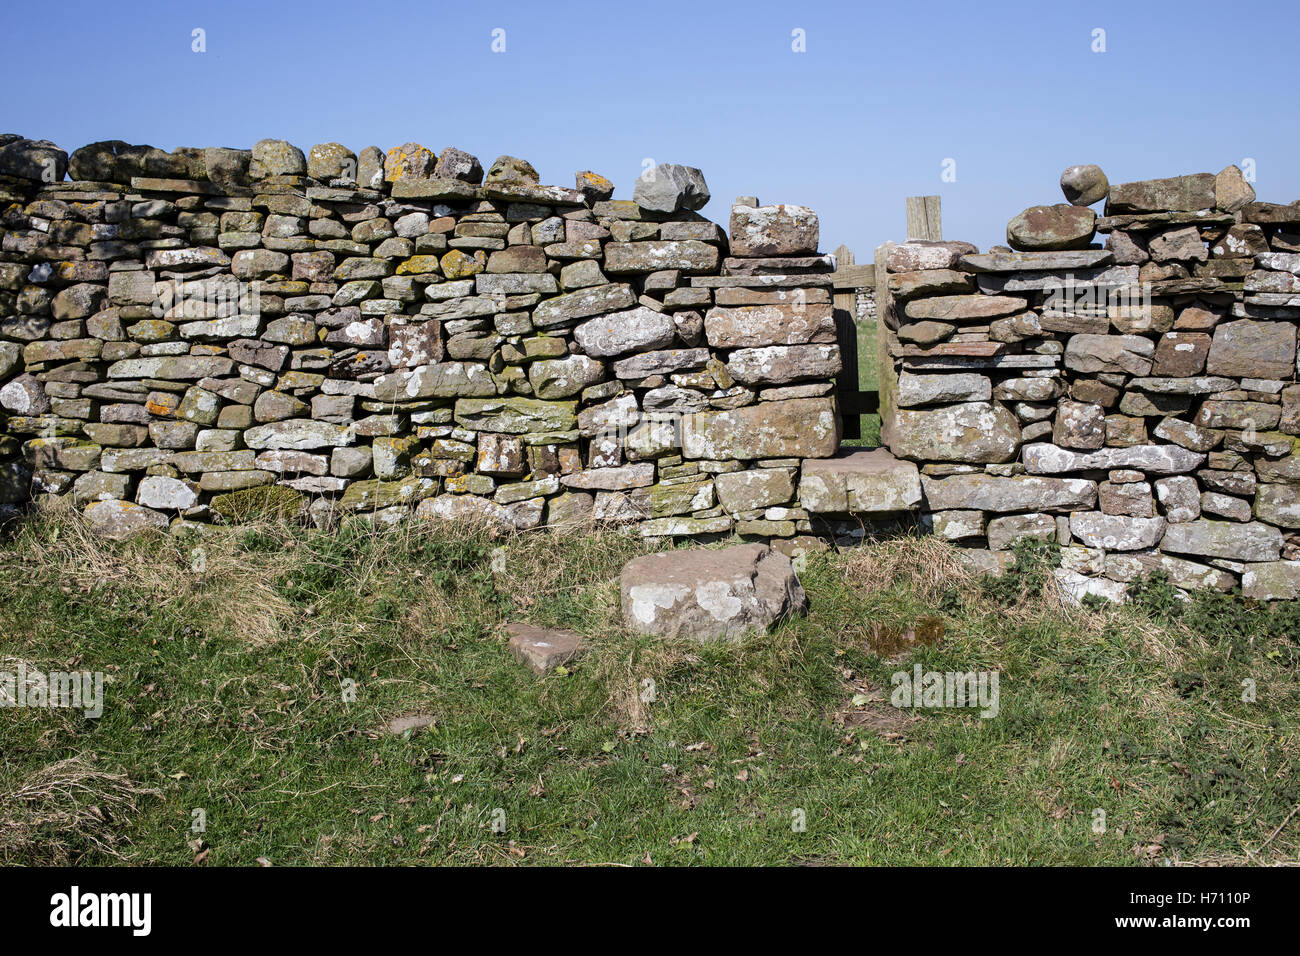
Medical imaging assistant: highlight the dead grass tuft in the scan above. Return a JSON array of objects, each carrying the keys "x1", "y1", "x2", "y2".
[
  {"x1": 839, "y1": 534, "x2": 974, "y2": 606},
  {"x1": 0, "y1": 756, "x2": 158, "y2": 864}
]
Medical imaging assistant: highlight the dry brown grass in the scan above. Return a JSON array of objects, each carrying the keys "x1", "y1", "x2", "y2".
[
  {"x1": 0, "y1": 756, "x2": 158, "y2": 863},
  {"x1": 12, "y1": 499, "x2": 297, "y2": 646},
  {"x1": 839, "y1": 533, "x2": 976, "y2": 606}
]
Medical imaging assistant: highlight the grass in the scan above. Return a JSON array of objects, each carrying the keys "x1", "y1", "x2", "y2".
[
  {"x1": 0, "y1": 508, "x2": 1297, "y2": 866},
  {"x1": 843, "y1": 313, "x2": 881, "y2": 447}
]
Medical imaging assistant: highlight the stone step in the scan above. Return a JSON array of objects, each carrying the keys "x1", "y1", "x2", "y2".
[{"x1": 799, "y1": 448, "x2": 922, "y2": 514}]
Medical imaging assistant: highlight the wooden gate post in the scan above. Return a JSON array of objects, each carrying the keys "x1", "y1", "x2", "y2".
[
  {"x1": 905, "y1": 196, "x2": 942, "y2": 241},
  {"x1": 832, "y1": 245, "x2": 860, "y2": 439}
]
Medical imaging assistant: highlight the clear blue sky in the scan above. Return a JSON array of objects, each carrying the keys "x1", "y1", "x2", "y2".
[{"x1": 2, "y1": 0, "x2": 1296, "y2": 254}]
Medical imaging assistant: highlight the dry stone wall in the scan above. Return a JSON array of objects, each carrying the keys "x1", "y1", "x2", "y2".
[
  {"x1": 875, "y1": 163, "x2": 1300, "y2": 601},
  {"x1": 4, "y1": 133, "x2": 1299, "y2": 602},
  {"x1": 0, "y1": 135, "x2": 849, "y2": 547}
]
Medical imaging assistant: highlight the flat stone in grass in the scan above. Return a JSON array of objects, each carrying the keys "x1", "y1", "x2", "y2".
[
  {"x1": 506, "y1": 623, "x2": 585, "y2": 675},
  {"x1": 83, "y1": 499, "x2": 168, "y2": 539},
  {"x1": 621, "y1": 542, "x2": 806, "y2": 641}
]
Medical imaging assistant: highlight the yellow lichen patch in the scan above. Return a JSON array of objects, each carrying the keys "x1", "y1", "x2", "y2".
[
  {"x1": 395, "y1": 255, "x2": 442, "y2": 276},
  {"x1": 439, "y1": 249, "x2": 486, "y2": 279}
]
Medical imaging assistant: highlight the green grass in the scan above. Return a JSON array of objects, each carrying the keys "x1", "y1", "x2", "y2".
[
  {"x1": 1, "y1": 513, "x2": 1297, "y2": 866},
  {"x1": 844, "y1": 315, "x2": 881, "y2": 447}
]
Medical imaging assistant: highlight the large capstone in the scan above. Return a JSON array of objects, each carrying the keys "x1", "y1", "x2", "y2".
[{"x1": 728, "y1": 204, "x2": 819, "y2": 257}]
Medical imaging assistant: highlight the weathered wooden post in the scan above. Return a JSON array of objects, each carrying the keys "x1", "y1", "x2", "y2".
[
  {"x1": 905, "y1": 195, "x2": 942, "y2": 241},
  {"x1": 832, "y1": 244, "x2": 860, "y2": 438}
]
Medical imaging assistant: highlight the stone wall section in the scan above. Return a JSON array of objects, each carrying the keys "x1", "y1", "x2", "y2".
[
  {"x1": 0, "y1": 135, "x2": 859, "y2": 548},
  {"x1": 4, "y1": 135, "x2": 1298, "y2": 600},
  {"x1": 875, "y1": 164, "x2": 1300, "y2": 600}
]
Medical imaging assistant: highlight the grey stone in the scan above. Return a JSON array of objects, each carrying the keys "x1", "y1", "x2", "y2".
[
  {"x1": 244, "y1": 419, "x2": 354, "y2": 450},
  {"x1": 920, "y1": 474, "x2": 1097, "y2": 512},
  {"x1": 1215, "y1": 164, "x2": 1256, "y2": 214},
  {"x1": 83, "y1": 500, "x2": 167, "y2": 539},
  {"x1": 484, "y1": 155, "x2": 538, "y2": 185},
  {"x1": 904, "y1": 294, "x2": 1027, "y2": 322},
  {"x1": 896, "y1": 371, "x2": 991, "y2": 407},
  {"x1": 1106, "y1": 552, "x2": 1236, "y2": 592},
  {"x1": 1107, "y1": 174, "x2": 1216, "y2": 214},
  {"x1": 988, "y1": 513, "x2": 1057, "y2": 551},
  {"x1": 532, "y1": 283, "x2": 637, "y2": 328},
  {"x1": 728, "y1": 204, "x2": 818, "y2": 257},
  {"x1": 714, "y1": 468, "x2": 796, "y2": 513},
  {"x1": 1064, "y1": 334, "x2": 1154, "y2": 376},
  {"x1": 621, "y1": 543, "x2": 806, "y2": 641},
  {"x1": 372, "y1": 363, "x2": 497, "y2": 401},
  {"x1": 1241, "y1": 561, "x2": 1300, "y2": 601},
  {"x1": 528, "y1": 355, "x2": 606, "y2": 399},
  {"x1": 249, "y1": 139, "x2": 306, "y2": 179},
  {"x1": 726, "y1": 344, "x2": 841, "y2": 385},
  {"x1": 136, "y1": 475, "x2": 198, "y2": 510},
  {"x1": 886, "y1": 241, "x2": 978, "y2": 272},
  {"x1": 574, "y1": 307, "x2": 676, "y2": 357},
  {"x1": 1160, "y1": 520, "x2": 1283, "y2": 562},
  {"x1": 799, "y1": 449, "x2": 922, "y2": 513},
  {"x1": 1023, "y1": 442, "x2": 1205, "y2": 476},
  {"x1": 433, "y1": 146, "x2": 483, "y2": 184},
  {"x1": 892, "y1": 402, "x2": 1021, "y2": 464},
  {"x1": 960, "y1": 250, "x2": 1113, "y2": 272},
  {"x1": 0, "y1": 137, "x2": 67, "y2": 181},
  {"x1": 1255, "y1": 484, "x2": 1300, "y2": 529},
  {"x1": 1059, "y1": 164, "x2": 1109, "y2": 206},
  {"x1": 633, "y1": 164, "x2": 710, "y2": 214},
  {"x1": 605, "y1": 241, "x2": 719, "y2": 275},
  {"x1": 682, "y1": 397, "x2": 839, "y2": 460},
  {"x1": 1070, "y1": 513, "x2": 1166, "y2": 551},
  {"x1": 1155, "y1": 476, "x2": 1201, "y2": 523},
  {"x1": 1006, "y1": 204, "x2": 1096, "y2": 251},
  {"x1": 1205, "y1": 320, "x2": 1297, "y2": 380}
]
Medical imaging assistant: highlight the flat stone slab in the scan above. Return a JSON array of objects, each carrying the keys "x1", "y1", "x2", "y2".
[
  {"x1": 681, "y1": 397, "x2": 839, "y2": 460},
  {"x1": 799, "y1": 448, "x2": 922, "y2": 513},
  {"x1": 959, "y1": 250, "x2": 1114, "y2": 274},
  {"x1": 1023, "y1": 442, "x2": 1205, "y2": 476},
  {"x1": 1160, "y1": 519, "x2": 1283, "y2": 563},
  {"x1": 1070, "y1": 513, "x2": 1166, "y2": 551},
  {"x1": 621, "y1": 543, "x2": 806, "y2": 641},
  {"x1": 83, "y1": 499, "x2": 168, "y2": 539},
  {"x1": 921, "y1": 474, "x2": 1097, "y2": 513},
  {"x1": 1242, "y1": 562, "x2": 1300, "y2": 601},
  {"x1": 505, "y1": 622, "x2": 584, "y2": 674}
]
